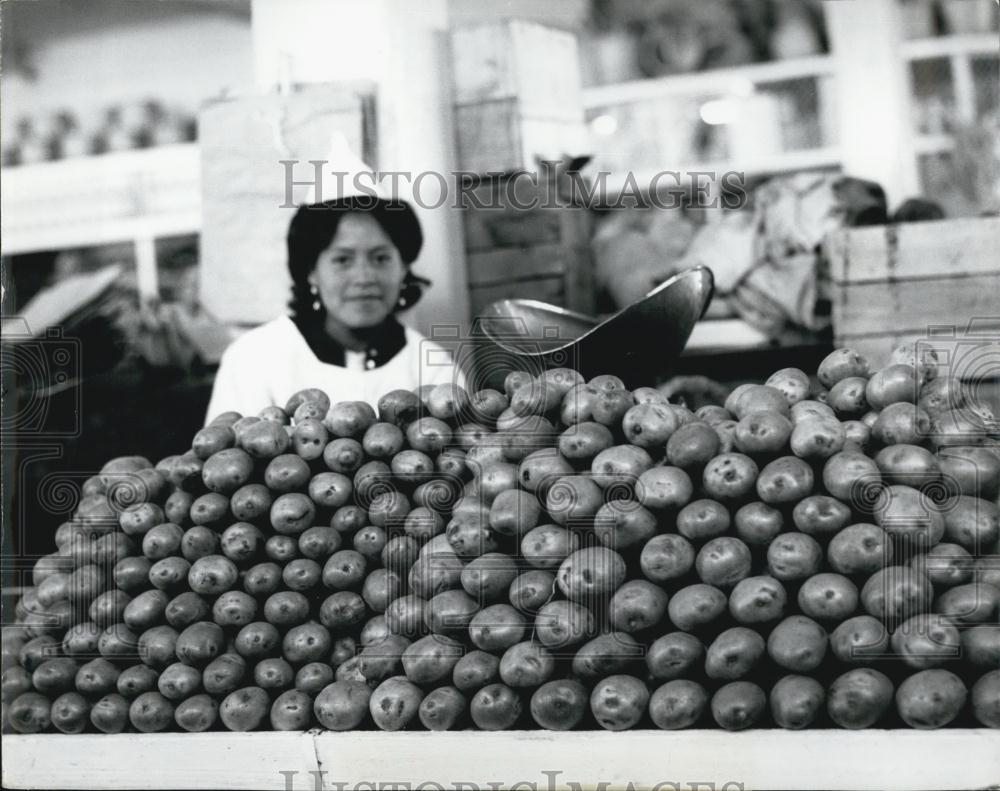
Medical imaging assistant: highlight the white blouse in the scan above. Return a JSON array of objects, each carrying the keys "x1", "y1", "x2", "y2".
[{"x1": 205, "y1": 316, "x2": 463, "y2": 423}]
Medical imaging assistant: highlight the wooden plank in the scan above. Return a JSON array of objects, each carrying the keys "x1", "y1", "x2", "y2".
[
  {"x1": 450, "y1": 20, "x2": 584, "y2": 121},
  {"x1": 463, "y1": 203, "x2": 563, "y2": 252},
  {"x1": 469, "y1": 275, "x2": 564, "y2": 316},
  {"x1": 826, "y1": 217, "x2": 1000, "y2": 284},
  {"x1": 466, "y1": 243, "x2": 573, "y2": 287},
  {"x1": 832, "y1": 273, "x2": 1000, "y2": 337},
  {"x1": 454, "y1": 100, "x2": 588, "y2": 176},
  {"x1": 1, "y1": 732, "x2": 318, "y2": 790},
  {"x1": 6, "y1": 730, "x2": 998, "y2": 791}
]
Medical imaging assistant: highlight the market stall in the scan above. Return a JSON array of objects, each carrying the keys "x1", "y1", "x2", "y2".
[{"x1": 2, "y1": 1, "x2": 999, "y2": 790}]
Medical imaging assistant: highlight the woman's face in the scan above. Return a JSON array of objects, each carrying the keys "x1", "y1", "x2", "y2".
[{"x1": 309, "y1": 212, "x2": 407, "y2": 328}]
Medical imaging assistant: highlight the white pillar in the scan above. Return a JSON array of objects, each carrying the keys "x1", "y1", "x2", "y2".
[
  {"x1": 824, "y1": 0, "x2": 920, "y2": 205},
  {"x1": 250, "y1": 0, "x2": 469, "y2": 336}
]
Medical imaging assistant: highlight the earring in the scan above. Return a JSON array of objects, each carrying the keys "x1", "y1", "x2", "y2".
[
  {"x1": 309, "y1": 284, "x2": 321, "y2": 312},
  {"x1": 396, "y1": 293, "x2": 409, "y2": 309}
]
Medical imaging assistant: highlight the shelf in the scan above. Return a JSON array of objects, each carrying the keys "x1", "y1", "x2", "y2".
[
  {"x1": 582, "y1": 55, "x2": 834, "y2": 108},
  {"x1": 912, "y1": 133, "x2": 955, "y2": 155},
  {"x1": 902, "y1": 33, "x2": 1000, "y2": 61},
  {"x1": 592, "y1": 147, "x2": 842, "y2": 202},
  {"x1": 3, "y1": 730, "x2": 999, "y2": 791},
  {"x1": 0, "y1": 144, "x2": 201, "y2": 256}
]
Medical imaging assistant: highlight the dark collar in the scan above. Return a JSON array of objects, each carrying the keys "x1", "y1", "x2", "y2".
[{"x1": 291, "y1": 314, "x2": 407, "y2": 368}]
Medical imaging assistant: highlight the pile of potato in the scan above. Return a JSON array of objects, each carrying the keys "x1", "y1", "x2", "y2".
[{"x1": 3, "y1": 345, "x2": 999, "y2": 734}]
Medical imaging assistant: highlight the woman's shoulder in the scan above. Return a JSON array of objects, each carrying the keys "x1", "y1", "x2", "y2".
[{"x1": 221, "y1": 315, "x2": 302, "y2": 360}]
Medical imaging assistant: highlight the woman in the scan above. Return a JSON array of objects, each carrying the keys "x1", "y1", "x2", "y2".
[{"x1": 206, "y1": 191, "x2": 462, "y2": 422}]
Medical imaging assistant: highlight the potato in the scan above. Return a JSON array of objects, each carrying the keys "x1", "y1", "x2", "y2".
[
  {"x1": 766, "y1": 367, "x2": 811, "y2": 405},
  {"x1": 8, "y1": 692, "x2": 52, "y2": 733},
  {"x1": 489, "y1": 490, "x2": 541, "y2": 538},
  {"x1": 401, "y1": 635, "x2": 465, "y2": 685},
  {"x1": 470, "y1": 683, "x2": 522, "y2": 730},
  {"x1": 793, "y1": 495, "x2": 852, "y2": 537},
  {"x1": 213, "y1": 590, "x2": 259, "y2": 627},
  {"x1": 468, "y1": 604, "x2": 527, "y2": 653},
  {"x1": 591, "y1": 445, "x2": 653, "y2": 490},
  {"x1": 896, "y1": 669, "x2": 967, "y2": 729},
  {"x1": 283, "y1": 623, "x2": 332, "y2": 665},
  {"x1": 705, "y1": 627, "x2": 765, "y2": 680},
  {"x1": 426, "y1": 590, "x2": 479, "y2": 636},
  {"x1": 767, "y1": 615, "x2": 827, "y2": 672},
  {"x1": 116, "y1": 665, "x2": 160, "y2": 698},
  {"x1": 119, "y1": 502, "x2": 167, "y2": 538},
  {"x1": 666, "y1": 423, "x2": 721, "y2": 469},
  {"x1": 318, "y1": 591, "x2": 365, "y2": 632},
  {"x1": 817, "y1": 348, "x2": 871, "y2": 388},
  {"x1": 91, "y1": 693, "x2": 130, "y2": 734},
  {"x1": 667, "y1": 584, "x2": 728, "y2": 632},
  {"x1": 866, "y1": 364, "x2": 919, "y2": 410},
  {"x1": 590, "y1": 675, "x2": 649, "y2": 731},
  {"x1": 545, "y1": 475, "x2": 603, "y2": 526},
  {"x1": 828, "y1": 523, "x2": 892, "y2": 576},
  {"x1": 323, "y1": 438, "x2": 365, "y2": 474},
  {"x1": 937, "y1": 447, "x2": 1000, "y2": 500},
  {"x1": 874, "y1": 485, "x2": 944, "y2": 547},
  {"x1": 608, "y1": 579, "x2": 668, "y2": 633},
  {"x1": 702, "y1": 453, "x2": 759, "y2": 503},
  {"x1": 453, "y1": 650, "x2": 501, "y2": 693},
  {"x1": 190, "y1": 493, "x2": 230, "y2": 526},
  {"x1": 129, "y1": 691, "x2": 174, "y2": 733},
  {"x1": 934, "y1": 582, "x2": 1000, "y2": 624},
  {"x1": 875, "y1": 444, "x2": 940, "y2": 488},
  {"x1": 890, "y1": 614, "x2": 960, "y2": 669},
  {"x1": 175, "y1": 621, "x2": 225, "y2": 666},
  {"x1": 791, "y1": 399, "x2": 836, "y2": 424},
  {"x1": 767, "y1": 533, "x2": 822, "y2": 581},
  {"x1": 830, "y1": 615, "x2": 889, "y2": 665},
  {"x1": 942, "y1": 495, "x2": 1000, "y2": 553},
  {"x1": 165, "y1": 592, "x2": 210, "y2": 630},
  {"x1": 640, "y1": 534, "x2": 695, "y2": 583},
  {"x1": 557, "y1": 547, "x2": 626, "y2": 603},
  {"x1": 711, "y1": 681, "x2": 766, "y2": 730},
  {"x1": 558, "y1": 422, "x2": 615, "y2": 462},
  {"x1": 798, "y1": 573, "x2": 858, "y2": 622},
  {"x1": 695, "y1": 537, "x2": 751, "y2": 588},
  {"x1": 461, "y1": 553, "x2": 519, "y2": 602},
  {"x1": 827, "y1": 668, "x2": 894, "y2": 729},
  {"x1": 499, "y1": 641, "x2": 555, "y2": 688},
  {"x1": 729, "y1": 384, "x2": 790, "y2": 420},
  {"x1": 572, "y1": 633, "x2": 642, "y2": 678},
  {"x1": 188, "y1": 555, "x2": 238, "y2": 596},
  {"x1": 158, "y1": 662, "x2": 202, "y2": 701},
  {"x1": 790, "y1": 418, "x2": 846, "y2": 460},
  {"x1": 508, "y1": 570, "x2": 556, "y2": 615},
  {"x1": 676, "y1": 499, "x2": 731, "y2": 541},
  {"x1": 32, "y1": 658, "x2": 77, "y2": 696},
  {"x1": 822, "y1": 451, "x2": 880, "y2": 503},
  {"x1": 734, "y1": 502, "x2": 784, "y2": 546},
  {"x1": 861, "y1": 566, "x2": 932, "y2": 624},
  {"x1": 270, "y1": 493, "x2": 316, "y2": 535},
  {"x1": 649, "y1": 679, "x2": 708, "y2": 730},
  {"x1": 756, "y1": 456, "x2": 814, "y2": 504},
  {"x1": 203, "y1": 653, "x2": 248, "y2": 695},
  {"x1": 200, "y1": 448, "x2": 254, "y2": 495},
  {"x1": 729, "y1": 575, "x2": 787, "y2": 625},
  {"x1": 970, "y1": 670, "x2": 1000, "y2": 728},
  {"x1": 593, "y1": 501, "x2": 657, "y2": 551},
  {"x1": 770, "y1": 675, "x2": 825, "y2": 730}
]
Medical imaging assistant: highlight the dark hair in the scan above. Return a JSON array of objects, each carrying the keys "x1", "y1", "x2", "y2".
[{"x1": 286, "y1": 197, "x2": 426, "y2": 318}]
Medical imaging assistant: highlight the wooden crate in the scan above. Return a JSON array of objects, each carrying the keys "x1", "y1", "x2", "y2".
[
  {"x1": 3, "y1": 730, "x2": 1000, "y2": 791},
  {"x1": 825, "y1": 216, "x2": 1000, "y2": 366},
  {"x1": 462, "y1": 172, "x2": 596, "y2": 318}
]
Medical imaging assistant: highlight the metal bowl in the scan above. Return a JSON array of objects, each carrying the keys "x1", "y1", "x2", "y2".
[{"x1": 464, "y1": 266, "x2": 715, "y2": 390}]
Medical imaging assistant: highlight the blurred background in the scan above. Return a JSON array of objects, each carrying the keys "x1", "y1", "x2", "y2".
[{"x1": 2, "y1": 0, "x2": 998, "y2": 555}]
